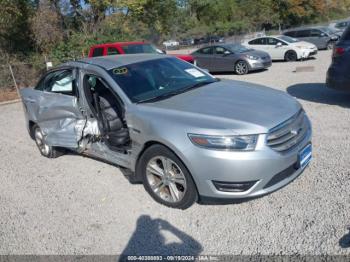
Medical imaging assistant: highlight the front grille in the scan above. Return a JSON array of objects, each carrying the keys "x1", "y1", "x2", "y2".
[{"x1": 267, "y1": 110, "x2": 309, "y2": 152}]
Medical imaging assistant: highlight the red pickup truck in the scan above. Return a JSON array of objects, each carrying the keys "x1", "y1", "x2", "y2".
[{"x1": 88, "y1": 41, "x2": 194, "y2": 64}]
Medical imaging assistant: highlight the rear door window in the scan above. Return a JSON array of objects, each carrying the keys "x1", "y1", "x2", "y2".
[
  {"x1": 296, "y1": 30, "x2": 311, "y2": 38},
  {"x1": 248, "y1": 38, "x2": 266, "y2": 45},
  {"x1": 214, "y1": 46, "x2": 229, "y2": 55},
  {"x1": 107, "y1": 47, "x2": 120, "y2": 55},
  {"x1": 198, "y1": 47, "x2": 213, "y2": 55},
  {"x1": 91, "y1": 47, "x2": 104, "y2": 57}
]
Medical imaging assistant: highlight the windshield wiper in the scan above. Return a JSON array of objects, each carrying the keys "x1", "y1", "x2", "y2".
[{"x1": 136, "y1": 79, "x2": 218, "y2": 104}]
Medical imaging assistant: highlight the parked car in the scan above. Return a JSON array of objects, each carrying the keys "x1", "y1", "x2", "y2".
[
  {"x1": 283, "y1": 27, "x2": 340, "y2": 50},
  {"x1": 326, "y1": 25, "x2": 350, "y2": 91},
  {"x1": 162, "y1": 39, "x2": 180, "y2": 49},
  {"x1": 20, "y1": 54, "x2": 312, "y2": 209},
  {"x1": 243, "y1": 35, "x2": 318, "y2": 61},
  {"x1": 329, "y1": 20, "x2": 350, "y2": 34},
  {"x1": 180, "y1": 38, "x2": 194, "y2": 46},
  {"x1": 191, "y1": 44, "x2": 272, "y2": 75},
  {"x1": 88, "y1": 41, "x2": 195, "y2": 64},
  {"x1": 194, "y1": 35, "x2": 225, "y2": 45}
]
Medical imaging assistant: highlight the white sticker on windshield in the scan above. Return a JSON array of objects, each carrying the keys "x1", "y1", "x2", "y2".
[{"x1": 185, "y1": 68, "x2": 205, "y2": 78}]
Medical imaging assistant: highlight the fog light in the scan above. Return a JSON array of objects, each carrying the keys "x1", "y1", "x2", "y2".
[{"x1": 213, "y1": 180, "x2": 257, "y2": 192}]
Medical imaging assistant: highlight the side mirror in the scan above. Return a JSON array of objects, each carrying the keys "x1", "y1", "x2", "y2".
[
  {"x1": 320, "y1": 33, "x2": 326, "y2": 37},
  {"x1": 223, "y1": 50, "x2": 231, "y2": 56},
  {"x1": 276, "y1": 42, "x2": 283, "y2": 47}
]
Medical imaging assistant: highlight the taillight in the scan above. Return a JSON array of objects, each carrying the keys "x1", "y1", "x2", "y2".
[{"x1": 333, "y1": 47, "x2": 345, "y2": 57}]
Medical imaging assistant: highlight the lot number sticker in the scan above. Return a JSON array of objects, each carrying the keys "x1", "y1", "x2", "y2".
[{"x1": 185, "y1": 68, "x2": 205, "y2": 78}]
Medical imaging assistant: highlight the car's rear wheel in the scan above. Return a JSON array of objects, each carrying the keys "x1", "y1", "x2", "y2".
[
  {"x1": 285, "y1": 50, "x2": 298, "y2": 62},
  {"x1": 235, "y1": 60, "x2": 249, "y2": 75},
  {"x1": 138, "y1": 145, "x2": 198, "y2": 209},
  {"x1": 33, "y1": 125, "x2": 63, "y2": 158}
]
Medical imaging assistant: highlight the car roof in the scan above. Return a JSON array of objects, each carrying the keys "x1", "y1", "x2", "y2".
[
  {"x1": 90, "y1": 41, "x2": 147, "y2": 48},
  {"x1": 285, "y1": 26, "x2": 328, "y2": 32},
  {"x1": 74, "y1": 54, "x2": 170, "y2": 70}
]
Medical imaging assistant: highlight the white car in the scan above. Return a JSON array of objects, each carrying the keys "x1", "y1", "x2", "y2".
[
  {"x1": 162, "y1": 39, "x2": 180, "y2": 49},
  {"x1": 243, "y1": 35, "x2": 318, "y2": 61}
]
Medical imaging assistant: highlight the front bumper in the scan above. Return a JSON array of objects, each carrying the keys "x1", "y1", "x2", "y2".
[
  {"x1": 186, "y1": 119, "x2": 312, "y2": 200},
  {"x1": 300, "y1": 49, "x2": 318, "y2": 59},
  {"x1": 247, "y1": 59, "x2": 272, "y2": 71}
]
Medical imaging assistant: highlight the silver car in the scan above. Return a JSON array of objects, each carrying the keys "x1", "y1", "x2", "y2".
[
  {"x1": 191, "y1": 44, "x2": 272, "y2": 75},
  {"x1": 284, "y1": 26, "x2": 340, "y2": 50},
  {"x1": 20, "y1": 54, "x2": 312, "y2": 209}
]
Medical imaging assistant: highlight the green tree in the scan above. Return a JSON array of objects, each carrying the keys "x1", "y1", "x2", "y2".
[{"x1": 0, "y1": 0, "x2": 34, "y2": 53}]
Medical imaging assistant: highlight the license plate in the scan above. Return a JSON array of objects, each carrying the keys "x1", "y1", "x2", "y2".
[{"x1": 299, "y1": 144, "x2": 312, "y2": 169}]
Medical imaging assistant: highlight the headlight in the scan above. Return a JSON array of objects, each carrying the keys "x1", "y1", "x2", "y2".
[
  {"x1": 188, "y1": 134, "x2": 258, "y2": 151},
  {"x1": 246, "y1": 55, "x2": 259, "y2": 60}
]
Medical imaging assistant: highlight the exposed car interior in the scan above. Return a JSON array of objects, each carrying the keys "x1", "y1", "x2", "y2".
[{"x1": 83, "y1": 75, "x2": 130, "y2": 150}]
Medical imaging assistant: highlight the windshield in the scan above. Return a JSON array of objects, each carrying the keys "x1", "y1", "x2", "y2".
[
  {"x1": 109, "y1": 57, "x2": 216, "y2": 103},
  {"x1": 121, "y1": 44, "x2": 161, "y2": 54},
  {"x1": 225, "y1": 44, "x2": 252, "y2": 53},
  {"x1": 277, "y1": 35, "x2": 299, "y2": 43}
]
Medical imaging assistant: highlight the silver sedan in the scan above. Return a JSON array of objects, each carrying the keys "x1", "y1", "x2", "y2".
[
  {"x1": 20, "y1": 54, "x2": 312, "y2": 209},
  {"x1": 191, "y1": 44, "x2": 272, "y2": 75}
]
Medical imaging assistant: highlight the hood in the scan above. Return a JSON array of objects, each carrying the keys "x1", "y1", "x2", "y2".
[
  {"x1": 139, "y1": 80, "x2": 301, "y2": 134},
  {"x1": 171, "y1": 54, "x2": 194, "y2": 62}
]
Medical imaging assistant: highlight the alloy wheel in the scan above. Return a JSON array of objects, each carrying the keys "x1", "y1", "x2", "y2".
[
  {"x1": 146, "y1": 156, "x2": 187, "y2": 203},
  {"x1": 286, "y1": 51, "x2": 297, "y2": 61},
  {"x1": 327, "y1": 42, "x2": 334, "y2": 50},
  {"x1": 34, "y1": 127, "x2": 50, "y2": 156},
  {"x1": 235, "y1": 61, "x2": 249, "y2": 75}
]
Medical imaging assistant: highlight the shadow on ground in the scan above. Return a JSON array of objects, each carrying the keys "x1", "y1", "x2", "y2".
[
  {"x1": 120, "y1": 215, "x2": 202, "y2": 259},
  {"x1": 287, "y1": 83, "x2": 350, "y2": 108},
  {"x1": 213, "y1": 69, "x2": 268, "y2": 76},
  {"x1": 339, "y1": 228, "x2": 350, "y2": 248}
]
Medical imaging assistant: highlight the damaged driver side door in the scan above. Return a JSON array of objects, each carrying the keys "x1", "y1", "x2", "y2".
[{"x1": 21, "y1": 68, "x2": 86, "y2": 149}]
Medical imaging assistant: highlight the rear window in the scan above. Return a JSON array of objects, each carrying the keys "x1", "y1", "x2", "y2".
[
  {"x1": 284, "y1": 31, "x2": 296, "y2": 37},
  {"x1": 121, "y1": 44, "x2": 158, "y2": 54}
]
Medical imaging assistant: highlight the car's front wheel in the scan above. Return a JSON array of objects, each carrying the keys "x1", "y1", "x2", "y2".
[
  {"x1": 235, "y1": 60, "x2": 249, "y2": 75},
  {"x1": 138, "y1": 145, "x2": 198, "y2": 209},
  {"x1": 33, "y1": 125, "x2": 63, "y2": 158},
  {"x1": 327, "y1": 41, "x2": 334, "y2": 50},
  {"x1": 285, "y1": 50, "x2": 298, "y2": 62}
]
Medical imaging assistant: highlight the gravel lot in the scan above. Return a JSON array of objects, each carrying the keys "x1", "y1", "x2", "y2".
[{"x1": 1, "y1": 50, "x2": 350, "y2": 256}]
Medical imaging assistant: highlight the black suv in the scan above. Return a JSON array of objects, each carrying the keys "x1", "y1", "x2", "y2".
[{"x1": 326, "y1": 26, "x2": 350, "y2": 91}]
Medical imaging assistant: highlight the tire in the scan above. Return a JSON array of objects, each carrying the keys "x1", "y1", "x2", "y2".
[
  {"x1": 138, "y1": 144, "x2": 198, "y2": 209},
  {"x1": 234, "y1": 60, "x2": 249, "y2": 75},
  {"x1": 284, "y1": 50, "x2": 298, "y2": 62},
  {"x1": 327, "y1": 42, "x2": 334, "y2": 50},
  {"x1": 33, "y1": 125, "x2": 64, "y2": 158}
]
